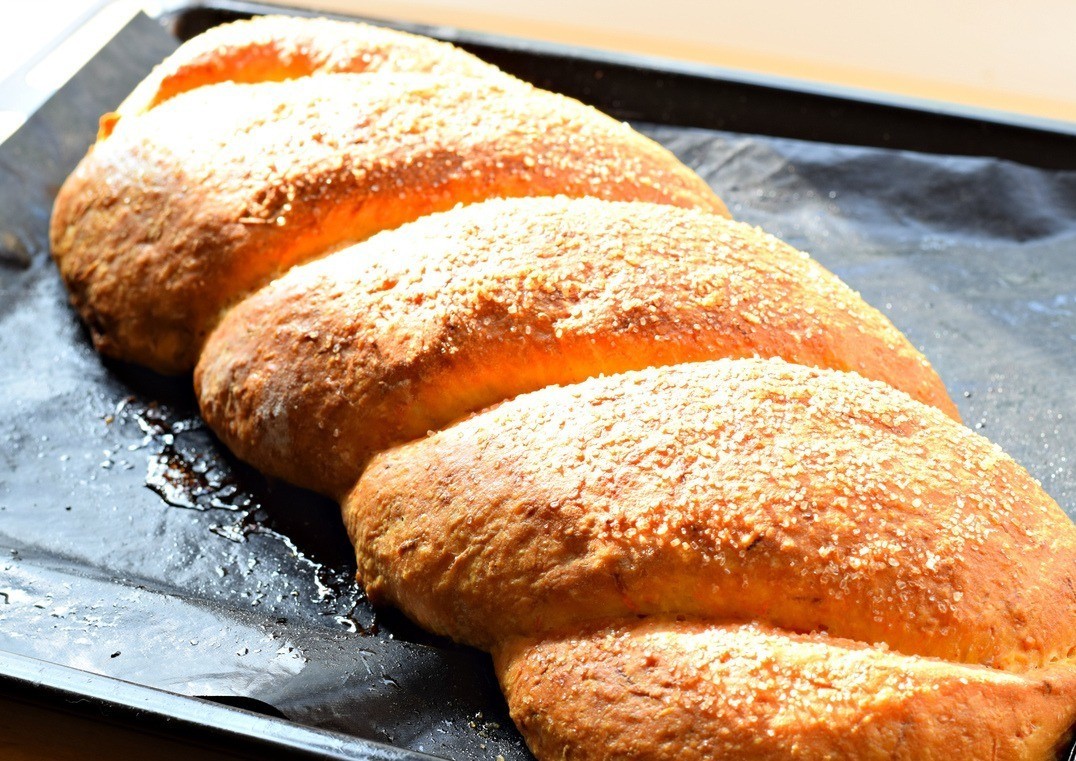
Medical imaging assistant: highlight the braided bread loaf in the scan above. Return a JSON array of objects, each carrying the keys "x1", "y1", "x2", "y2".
[{"x1": 50, "y1": 15, "x2": 1076, "y2": 760}]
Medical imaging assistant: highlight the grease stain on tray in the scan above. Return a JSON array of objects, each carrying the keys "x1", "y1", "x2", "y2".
[{"x1": 101, "y1": 394, "x2": 380, "y2": 636}]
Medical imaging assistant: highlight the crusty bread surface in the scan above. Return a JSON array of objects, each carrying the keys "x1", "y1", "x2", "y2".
[
  {"x1": 99, "y1": 15, "x2": 509, "y2": 139},
  {"x1": 345, "y1": 359, "x2": 1075, "y2": 668},
  {"x1": 196, "y1": 197, "x2": 957, "y2": 498},
  {"x1": 347, "y1": 358, "x2": 1076, "y2": 758},
  {"x1": 497, "y1": 618, "x2": 1076, "y2": 761},
  {"x1": 53, "y1": 74, "x2": 725, "y2": 374}
]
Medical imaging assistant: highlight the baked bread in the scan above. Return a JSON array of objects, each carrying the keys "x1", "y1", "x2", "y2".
[
  {"x1": 498, "y1": 617, "x2": 1076, "y2": 760},
  {"x1": 99, "y1": 15, "x2": 509, "y2": 139},
  {"x1": 49, "y1": 14, "x2": 1075, "y2": 761},
  {"x1": 52, "y1": 18, "x2": 725, "y2": 374},
  {"x1": 347, "y1": 359, "x2": 1075, "y2": 668},
  {"x1": 349, "y1": 358, "x2": 1076, "y2": 758},
  {"x1": 196, "y1": 196, "x2": 957, "y2": 498}
]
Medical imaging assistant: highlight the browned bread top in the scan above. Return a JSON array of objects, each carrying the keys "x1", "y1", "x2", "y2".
[
  {"x1": 346, "y1": 358, "x2": 1075, "y2": 670},
  {"x1": 197, "y1": 196, "x2": 957, "y2": 498},
  {"x1": 99, "y1": 15, "x2": 508, "y2": 139},
  {"x1": 51, "y1": 75, "x2": 726, "y2": 374},
  {"x1": 497, "y1": 617, "x2": 1076, "y2": 761}
]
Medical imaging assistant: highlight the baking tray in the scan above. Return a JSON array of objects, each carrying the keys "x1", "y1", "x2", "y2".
[{"x1": 1, "y1": 2, "x2": 1074, "y2": 759}]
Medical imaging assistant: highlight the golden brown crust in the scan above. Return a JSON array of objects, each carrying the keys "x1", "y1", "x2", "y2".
[
  {"x1": 196, "y1": 197, "x2": 956, "y2": 498},
  {"x1": 345, "y1": 358, "x2": 1076, "y2": 670},
  {"x1": 496, "y1": 618, "x2": 1076, "y2": 761},
  {"x1": 51, "y1": 74, "x2": 726, "y2": 374},
  {"x1": 98, "y1": 15, "x2": 507, "y2": 139}
]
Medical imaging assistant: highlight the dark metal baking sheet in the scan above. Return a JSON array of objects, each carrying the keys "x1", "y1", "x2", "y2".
[{"x1": 0, "y1": 6, "x2": 1074, "y2": 760}]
